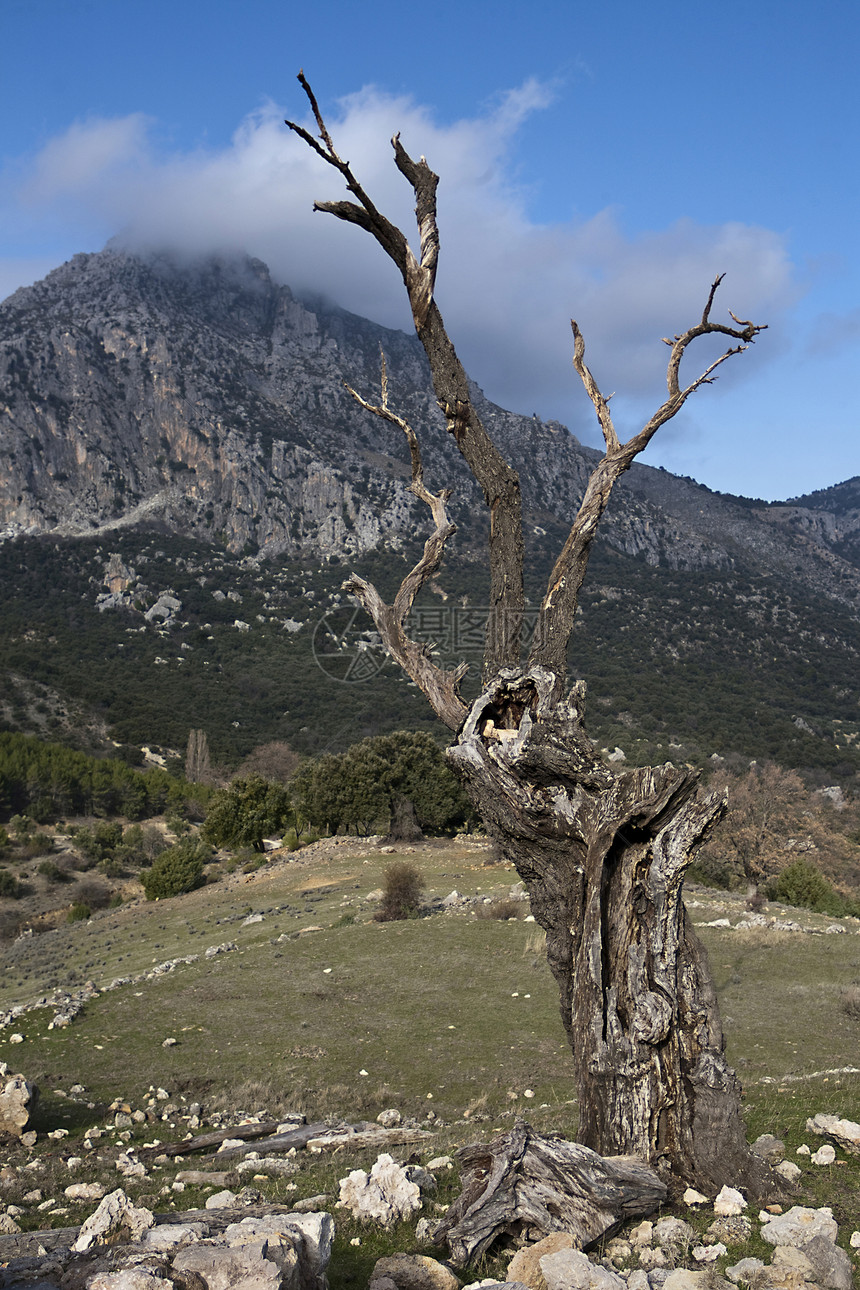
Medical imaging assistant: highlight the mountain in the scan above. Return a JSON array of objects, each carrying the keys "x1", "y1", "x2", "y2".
[{"x1": 0, "y1": 247, "x2": 858, "y2": 774}]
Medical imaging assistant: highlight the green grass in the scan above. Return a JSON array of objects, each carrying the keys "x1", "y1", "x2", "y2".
[{"x1": 1, "y1": 842, "x2": 860, "y2": 1283}]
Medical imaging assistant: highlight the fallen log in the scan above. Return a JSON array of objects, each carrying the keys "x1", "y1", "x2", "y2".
[
  {"x1": 305, "y1": 1127, "x2": 434, "y2": 1153},
  {"x1": 140, "y1": 1120, "x2": 329, "y2": 1159},
  {"x1": 433, "y1": 1122, "x2": 667, "y2": 1266}
]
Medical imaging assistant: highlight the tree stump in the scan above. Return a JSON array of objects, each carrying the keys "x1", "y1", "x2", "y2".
[{"x1": 433, "y1": 1122, "x2": 666, "y2": 1266}]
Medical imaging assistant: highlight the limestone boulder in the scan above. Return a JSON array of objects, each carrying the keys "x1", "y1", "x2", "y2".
[
  {"x1": 370, "y1": 1253, "x2": 460, "y2": 1290},
  {"x1": 806, "y1": 1113, "x2": 860, "y2": 1156},
  {"x1": 72, "y1": 1189, "x2": 155, "y2": 1252},
  {"x1": 539, "y1": 1248, "x2": 625, "y2": 1290},
  {"x1": 0, "y1": 1070, "x2": 38, "y2": 1137},
  {"x1": 507, "y1": 1232, "x2": 579, "y2": 1290},
  {"x1": 338, "y1": 1153, "x2": 421, "y2": 1227},
  {"x1": 760, "y1": 1206, "x2": 839, "y2": 1248}
]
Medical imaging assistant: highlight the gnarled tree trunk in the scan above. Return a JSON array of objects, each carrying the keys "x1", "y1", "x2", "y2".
[
  {"x1": 449, "y1": 667, "x2": 773, "y2": 1196},
  {"x1": 287, "y1": 76, "x2": 775, "y2": 1198}
]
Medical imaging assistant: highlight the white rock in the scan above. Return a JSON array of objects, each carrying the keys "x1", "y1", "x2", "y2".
[
  {"x1": 725, "y1": 1257, "x2": 765, "y2": 1284},
  {"x1": 849, "y1": 1230, "x2": 860, "y2": 1248},
  {"x1": 637, "y1": 1247, "x2": 667, "y2": 1270},
  {"x1": 810, "y1": 1143, "x2": 836, "y2": 1165},
  {"x1": 760, "y1": 1205, "x2": 838, "y2": 1247},
  {"x1": 144, "y1": 1221, "x2": 208, "y2": 1250},
  {"x1": 65, "y1": 1182, "x2": 106, "y2": 1201},
  {"x1": 205, "y1": 1189, "x2": 239, "y2": 1209},
  {"x1": 795, "y1": 1143, "x2": 811, "y2": 1156},
  {"x1": 662, "y1": 1274, "x2": 724, "y2": 1290},
  {"x1": 0, "y1": 1072, "x2": 38, "y2": 1137},
  {"x1": 692, "y1": 1243, "x2": 726, "y2": 1262},
  {"x1": 774, "y1": 1160, "x2": 802, "y2": 1181},
  {"x1": 87, "y1": 1272, "x2": 164, "y2": 1290},
  {"x1": 714, "y1": 1185, "x2": 747, "y2": 1216},
  {"x1": 654, "y1": 1217, "x2": 695, "y2": 1247},
  {"x1": 116, "y1": 1152, "x2": 147, "y2": 1178},
  {"x1": 683, "y1": 1187, "x2": 709, "y2": 1207},
  {"x1": 338, "y1": 1153, "x2": 421, "y2": 1227},
  {"x1": 540, "y1": 1247, "x2": 626, "y2": 1290},
  {"x1": 629, "y1": 1220, "x2": 653, "y2": 1246},
  {"x1": 377, "y1": 1108, "x2": 402, "y2": 1128},
  {"x1": 72, "y1": 1189, "x2": 155, "y2": 1252}
]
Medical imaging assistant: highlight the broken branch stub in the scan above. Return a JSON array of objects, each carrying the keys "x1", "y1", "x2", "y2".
[{"x1": 433, "y1": 1123, "x2": 666, "y2": 1266}]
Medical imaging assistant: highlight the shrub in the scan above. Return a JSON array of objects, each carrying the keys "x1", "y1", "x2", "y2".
[
  {"x1": 0, "y1": 869, "x2": 26, "y2": 899},
  {"x1": 75, "y1": 820, "x2": 123, "y2": 863},
  {"x1": 767, "y1": 856, "x2": 858, "y2": 917},
  {"x1": 142, "y1": 837, "x2": 211, "y2": 900},
  {"x1": 73, "y1": 879, "x2": 113, "y2": 911},
  {"x1": 839, "y1": 985, "x2": 860, "y2": 1021},
  {"x1": 67, "y1": 902, "x2": 91, "y2": 922},
  {"x1": 375, "y1": 860, "x2": 424, "y2": 921},
  {"x1": 38, "y1": 859, "x2": 72, "y2": 884}
]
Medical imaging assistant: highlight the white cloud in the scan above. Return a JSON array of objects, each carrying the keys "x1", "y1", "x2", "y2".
[
  {"x1": 2, "y1": 85, "x2": 797, "y2": 443},
  {"x1": 21, "y1": 114, "x2": 152, "y2": 201}
]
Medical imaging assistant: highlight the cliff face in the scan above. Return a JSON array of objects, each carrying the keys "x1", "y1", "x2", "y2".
[{"x1": 1, "y1": 246, "x2": 858, "y2": 612}]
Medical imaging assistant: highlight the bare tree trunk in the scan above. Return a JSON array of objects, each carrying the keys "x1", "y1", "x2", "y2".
[
  {"x1": 286, "y1": 78, "x2": 774, "y2": 1197},
  {"x1": 449, "y1": 667, "x2": 774, "y2": 1197}
]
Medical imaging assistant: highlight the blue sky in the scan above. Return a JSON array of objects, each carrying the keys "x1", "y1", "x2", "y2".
[{"x1": 2, "y1": 0, "x2": 858, "y2": 501}]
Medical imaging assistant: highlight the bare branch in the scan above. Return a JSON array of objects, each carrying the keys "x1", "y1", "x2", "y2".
[
  {"x1": 342, "y1": 354, "x2": 468, "y2": 730},
  {"x1": 288, "y1": 73, "x2": 525, "y2": 678},
  {"x1": 529, "y1": 277, "x2": 765, "y2": 680}
]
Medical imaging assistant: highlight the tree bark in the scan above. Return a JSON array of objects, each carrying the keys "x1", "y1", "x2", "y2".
[
  {"x1": 449, "y1": 667, "x2": 775, "y2": 1198},
  {"x1": 434, "y1": 1122, "x2": 667, "y2": 1265},
  {"x1": 286, "y1": 78, "x2": 774, "y2": 1199}
]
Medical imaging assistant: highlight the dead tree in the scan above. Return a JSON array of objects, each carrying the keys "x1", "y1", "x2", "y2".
[{"x1": 287, "y1": 75, "x2": 774, "y2": 1197}]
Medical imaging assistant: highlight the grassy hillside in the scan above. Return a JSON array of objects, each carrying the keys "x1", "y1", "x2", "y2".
[
  {"x1": 1, "y1": 529, "x2": 858, "y2": 777},
  {"x1": 1, "y1": 839, "x2": 859, "y2": 1284}
]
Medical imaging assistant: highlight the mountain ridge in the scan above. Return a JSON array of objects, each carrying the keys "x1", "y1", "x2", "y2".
[{"x1": 1, "y1": 246, "x2": 858, "y2": 614}]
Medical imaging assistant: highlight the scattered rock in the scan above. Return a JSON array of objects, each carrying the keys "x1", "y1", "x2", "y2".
[
  {"x1": 725, "y1": 1257, "x2": 766, "y2": 1284},
  {"x1": 692, "y1": 1243, "x2": 727, "y2": 1263},
  {"x1": 707, "y1": 1216, "x2": 752, "y2": 1245},
  {"x1": 806, "y1": 1113, "x2": 860, "y2": 1155},
  {"x1": 0, "y1": 1070, "x2": 39, "y2": 1137},
  {"x1": 682, "y1": 1189, "x2": 709, "y2": 1208},
  {"x1": 654, "y1": 1217, "x2": 695, "y2": 1248},
  {"x1": 338, "y1": 1153, "x2": 422, "y2": 1227},
  {"x1": 798, "y1": 1235, "x2": 854, "y2": 1290},
  {"x1": 72, "y1": 1188, "x2": 155, "y2": 1251},
  {"x1": 751, "y1": 1134, "x2": 785, "y2": 1163},
  {"x1": 760, "y1": 1205, "x2": 838, "y2": 1247},
  {"x1": 507, "y1": 1232, "x2": 579, "y2": 1289},
  {"x1": 810, "y1": 1143, "x2": 836, "y2": 1166},
  {"x1": 628, "y1": 1221, "x2": 653, "y2": 1247},
  {"x1": 540, "y1": 1248, "x2": 626, "y2": 1290},
  {"x1": 143, "y1": 1221, "x2": 209, "y2": 1250},
  {"x1": 0, "y1": 1213, "x2": 22, "y2": 1234},
  {"x1": 370, "y1": 1253, "x2": 460, "y2": 1290},
  {"x1": 774, "y1": 1161, "x2": 802, "y2": 1182},
  {"x1": 377, "y1": 1108, "x2": 403, "y2": 1128},
  {"x1": 713, "y1": 1186, "x2": 747, "y2": 1216},
  {"x1": 205, "y1": 1189, "x2": 239, "y2": 1209},
  {"x1": 65, "y1": 1181, "x2": 106, "y2": 1201}
]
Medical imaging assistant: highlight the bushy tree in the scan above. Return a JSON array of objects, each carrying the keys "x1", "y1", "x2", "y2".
[
  {"x1": 141, "y1": 836, "x2": 211, "y2": 900},
  {"x1": 293, "y1": 731, "x2": 471, "y2": 836},
  {"x1": 202, "y1": 775, "x2": 293, "y2": 852}
]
